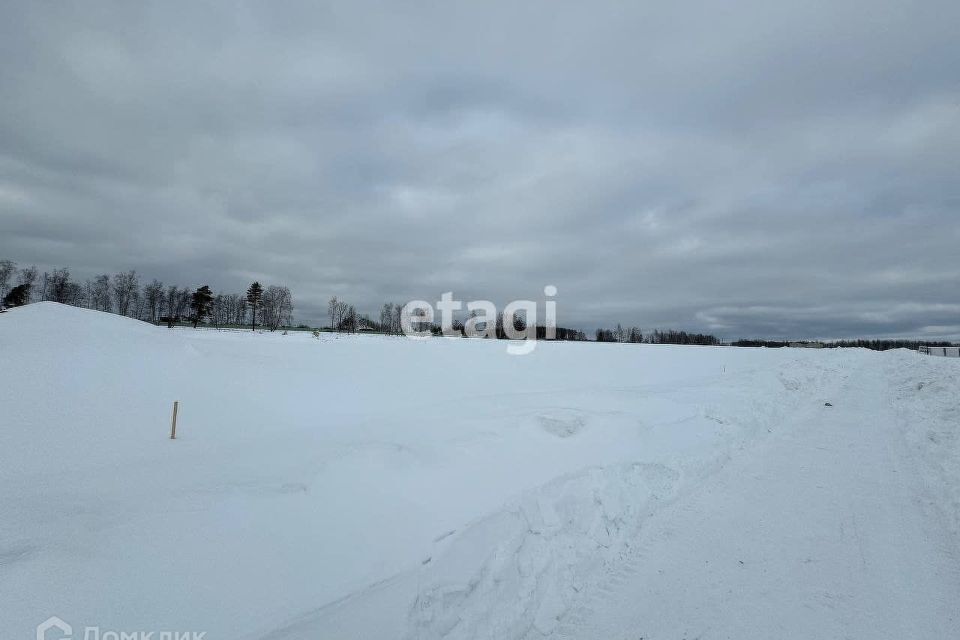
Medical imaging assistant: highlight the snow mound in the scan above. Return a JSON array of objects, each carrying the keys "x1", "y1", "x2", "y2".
[
  {"x1": 1, "y1": 301, "x2": 160, "y2": 345},
  {"x1": 3, "y1": 300, "x2": 157, "y2": 327}
]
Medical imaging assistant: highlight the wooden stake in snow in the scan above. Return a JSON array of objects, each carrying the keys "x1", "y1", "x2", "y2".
[{"x1": 170, "y1": 401, "x2": 179, "y2": 440}]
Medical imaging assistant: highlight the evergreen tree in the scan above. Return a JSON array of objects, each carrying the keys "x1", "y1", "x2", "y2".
[
  {"x1": 246, "y1": 281, "x2": 264, "y2": 331},
  {"x1": 190, "y1": 285, "x2": 214, "y2": 328},
  {"x1": 3, "y1": 283, "x2": 31, "y2": 308}
]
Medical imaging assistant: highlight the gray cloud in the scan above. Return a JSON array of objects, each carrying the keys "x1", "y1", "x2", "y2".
[{"x1": 1, "y1": 0, "x2": 958, "y2": 339}]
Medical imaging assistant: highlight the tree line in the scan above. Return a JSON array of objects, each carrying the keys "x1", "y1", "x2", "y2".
[
  {"x1": 594, "y1": 325, "x2": 721, "y2": 345},
  {"x1": 0, "y1": 262, "x2": 716, "y2": 344},
  {"x1": 731, "y1": 338, "x2": 957, "y2": 351},
  {"x1": 9, "y1": 259, "x2": 949, "y2": 348},
  {"x1": 0, "y1": 260, "x2": 293, "y2": 331}
]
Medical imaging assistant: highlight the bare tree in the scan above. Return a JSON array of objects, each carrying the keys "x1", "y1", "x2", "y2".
[
  {"x1": 210, "y1": 292, "x2": 244, "y2": 328},
  {"x1": 175, "y1": 288, "x2": 191, "y2": 322},
  {"x1": 44, "y1": 269, "x2": 84, "y2": 306},
  {"x1": 328, "y1": 296, "x2": 339, "y2": 331},
  {"x1": 143, "y1": 279, "x2": 164, "y2": 324},
  {"x1": 48, "y1": 268, "x2": 72, "y2": 304},
  {"x1": 82, "y1": 279, "x2": 95, "y2": 308},
  {"x1": 134, "y1": 290, "x2": 146, "y2": 320},
  {"x1": 65, "y1": 282, "x2": 86, "y2": 306},
  {"x1": 227, "y1": 293, "x2": 246, "y2": 325},
  {"x1": 164, "y1": 285, "x2": 179, "y2": 327},
  {"x1": 261, "y1": 285, "x2": 293, "y2": 331},
  {"x1": 90, "y1": 275, "x2": 112, "y2": 312},
  {"x1": 345, "y1": 304, "x2": 356, "y2": 332},
  {"x1": 0, "y1": 259, "x2": 15, "y2": 302},
  {"x1": 380, "y1": 303, "x2": 394, "y2": 333},
  {"x1": 17, "y1": 265, "x2": 37, "y2": 303},
  {"x1": 325, "y1": 296, "x2": 353, "y2": 332},
  {"x1": 392, "y1": 302, "x2": 404, "y2": 335},
  {"x1": 210, "y1": 293, "x2": 224, "y2": 328},
  {"x1": 113, "y1": 270, "x2": 139, "y2": 316},
  {"x1": 337, "y1": 300, "x2": 350, "y2": 331},
  {"x1": 161, "y1": 285, "x2": 190, "y2": 327}
]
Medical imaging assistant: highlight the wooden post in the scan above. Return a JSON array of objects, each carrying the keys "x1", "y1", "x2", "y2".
[{"x1": 170, "y1": 401, "x2": 179, "y2": 440}]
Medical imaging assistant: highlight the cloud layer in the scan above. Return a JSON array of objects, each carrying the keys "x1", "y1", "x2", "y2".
[{"x1": 2, "y1": 1, "x2": 959, "y2": 339}]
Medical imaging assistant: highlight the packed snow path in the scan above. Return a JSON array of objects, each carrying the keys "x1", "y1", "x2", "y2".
[{"x1": 540, "y1": 361, "x2": 960, "y2": 640}]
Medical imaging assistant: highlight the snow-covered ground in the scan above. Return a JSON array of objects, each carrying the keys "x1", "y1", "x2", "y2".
[{"x1": 2, "y1": 303, "x2": 958, "y2": 639}]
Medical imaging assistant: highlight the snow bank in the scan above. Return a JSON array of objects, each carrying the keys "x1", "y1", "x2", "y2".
[{"x1": 888, "y1": 351, "x2": 960, "y2": 537}]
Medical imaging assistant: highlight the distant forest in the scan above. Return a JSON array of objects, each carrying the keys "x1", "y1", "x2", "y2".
[
  {"x1": 732, "y1": 338, "x2": 957, "y2": 351},
  {"x1": 594, "y1": 325, "x2": 720, "y2": 345},
  {"x1": 2, "y1": 259, "x2": 955, "y2": 349},
  {"x1": 0, "y1": 260, "x2": 292, "y2": 331}
]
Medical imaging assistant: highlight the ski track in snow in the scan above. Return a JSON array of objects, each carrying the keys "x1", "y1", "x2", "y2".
[{"x1": 2, "y1": 303, "x2": 959, "y2": 640}]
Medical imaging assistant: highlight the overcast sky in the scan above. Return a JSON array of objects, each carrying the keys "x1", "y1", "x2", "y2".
[{"x1": 1, "y1": 1, "x2": 958, "y2": 339}]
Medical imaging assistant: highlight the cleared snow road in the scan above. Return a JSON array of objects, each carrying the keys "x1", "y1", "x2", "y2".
[{"x1": 543, "y1": 359, "x2": 960, "y2": 640}]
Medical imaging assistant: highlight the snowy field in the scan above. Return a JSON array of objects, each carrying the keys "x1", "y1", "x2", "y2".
[{"x1": 2, "y1": 302, "x2": 959, "y2": 640}]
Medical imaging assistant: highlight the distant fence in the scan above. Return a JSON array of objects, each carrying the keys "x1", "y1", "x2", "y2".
[{"x1": 919, "y1": 346, "x2": 960, "y2": 357}]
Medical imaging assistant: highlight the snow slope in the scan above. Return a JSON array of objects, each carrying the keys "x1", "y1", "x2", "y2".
[{"x1": 1, "y1": 303, "x2": 958, "y2": 639}]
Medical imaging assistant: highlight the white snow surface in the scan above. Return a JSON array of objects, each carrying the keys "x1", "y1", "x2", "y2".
[{"x1": 1, "y1": 302, "x2": 958, "y2": 639}]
